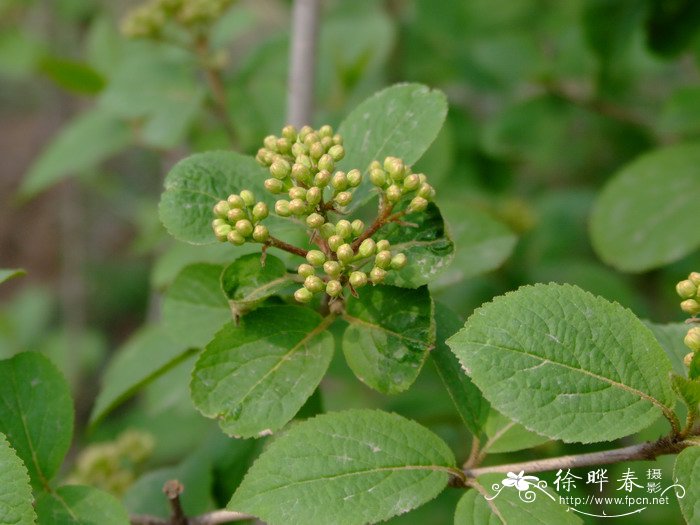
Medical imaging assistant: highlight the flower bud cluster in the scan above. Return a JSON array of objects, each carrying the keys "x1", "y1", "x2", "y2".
[
  {"x1": 368, "y1": 156, "x2": 435, "y2": 214},
  {"x1": 211, "y1": 190, "x2": 270, "y2": 246},
  {"x1": 121, "y1": 0, "x2": 234, "y2": 38},
  {"x1": 676, "y1": 272, "x2": 700, "y2": 367}
]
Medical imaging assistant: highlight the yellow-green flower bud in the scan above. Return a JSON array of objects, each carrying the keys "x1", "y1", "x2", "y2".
[
  {"x1": 358, "y1": 238, "x2": 376, "y2": 257},
  {"x1": 270, "y1": 159, "x2": 291, "y2": 179},
  {"x1": 298, "y1": 264, "x2": 315, "y2": 278},
  {"x1": 403, "y1": 173, "x2": 420, "y2": 191},
  {"x1": 289, "y1": 186, "x2": 307, "y2": 200},
  {"x1": 252, "y1": 224, "x2": 269, "y2": 242},
  {"x1": 319, "y1": 124, "x2": 333, "y2": 138},
  {"x1": 386, "y1": 185, "x2": 402, "y2": 203},
  {"x1": 326, "y1": 280, "x2": 342, "y2": 297},
  {"x1": 265, "y1": 178, "x2": 285, "y2": 194},
  {"x1": 677, "y1": 279, "x2": 697, "y2": 299},
  {"x1": 213, "y1": 200, "x2": 230, "y2": 217},
  {"x1": 681, "y1": 299, "x2": 700, "y2": 316},
  {"x1": 318, "y1": 154, "x2": 334, "y2": 172},
  {"x1": 228, "y1": 194, "x2": 245, "y2": 208},
  {"x1": 306, "y1": 213, "x2": 325, "y2": 228},
  {"x1": 294, "y1": 287, "x2": 313, "y2": 303},
  {"x1": 227, "y1": 208, "x2": 246, "y2": 222},
  {"x1": 329, "y1": 145, "x2": 345, "y2": 162},
  {"x1": 328, "y1": 235, "x2": 344, "y2": 252},
  {"x1": 227, "y1": 230, "x2": 245, "y2": 246},
  {"x1": 314, "y1": 170, "x2": 331, "y2": 187},
  {"x1": 337, "y1": 244, "x2": 354, "y2": 263},
  {"x1": 252, "y1": 202, "x2": 269, "y2": 221},
  {"x1": 332, "y1": 171, "x2": 348, "y2": 190},
  {"x1": 291, "y1": 142, "x2": 307, "y2": 157},
  {"x1": 369, "y1": 267, "x2": 386, "y2": 284},
  {"x1": 275, "y1": 200, "x2": 291, "y2": 217},
  {"x1": 320, "y1": 223, "x2": 335, "y2": 239},
  {"x1": 385, "y1": 157, "x2": 405, "y2": 181},
  {"x1": 334, "y1": 192, "x2": 352, "y2": 206},
  {"x1": 417, "y1": 183, "x2": 435, "y2": 199},
  {"x1": 304, "y1": 275, "x2": 325, "y2": 294},
  {"x1": 304, "y1": 132, "x2": 319, "y2": 147},
  {"x1": 263, "y1": 135, "x2": 278, "y2": 151},
  {"x1": 391, "y1": 253, "x2": 407, "y2": 270},
  {"x1": 408, "y1": 196, "x2": 428, "y2": 213},
  {"x1": 690, "y1": 272, "x2": 700, "y2": 286},
  {"x1": 256, "y1": 148, "x2": 272, "y2": 166},
  {"x1": 276, "y1": 138, "x2": 291, "y2": 154},
  {"x1": 239, "y1": 190, "x2": 254, "y2": 207},
  {"x1": 417, "y1": 174, "x2": 427, "y2": 184},
  {"x1": 349, "y1": 271, "x2": 367, "y2": 288},
  {"x1": 306, "y1": 250, "x2": 326, "y2": 266},
  {"x1": 375, "y1": 250, "x2": 392, "y2": 269},
  {"x1": 309, "y1": 142, "x2": 325, "y2": 160},
  {"x1": 214, "y1": 224, "x2": 232, "y2": 241},
  {"x1": 351, "y1": 219, "x2": 365, "y2": 236},
  {"x1": 370, "y1": 168, "x2": 387, "y2": 187},
  {"x1": 684, "y1": 327, "x2": 700, "y2": 352},
  {"x1": 306, "y1": 186, "x2": 322, "y2": 205},
  {"x1": 323, "y1": 260, "x2": 341, "y2": 277},
  {"x1": 289, "y1": 198, "x2": 307, "y2": 215},
  {"x1": 376, "y1": 239, "x2": 390, "y2": 251},
  {"x1": 235, "y1": 219, "x2": 253, "y2": 237},
  {"x1": 347, "y1": 169, "x2": 362, "y2": 187},
  {"x1": 212, "y1": 218, "x2": 226, "y2": 228},
  {"x1": 299, "y1": 125, "x2": 313, "y2": 141},
  {"x1": 334, "y1": 220, "x2": 351, "y2": 239},
  {"x1": 321, "y1": 136, "x2": 334, "y2": 150},
  {"x1": 291, "y1": 163, "x2": 311, "y2": 184},
  {"x1": 282, "y1": 124, "x2": 297, "y2": 141},
  {"x1": 684, "y1": 352, "x2": 695, "y2": 367}
]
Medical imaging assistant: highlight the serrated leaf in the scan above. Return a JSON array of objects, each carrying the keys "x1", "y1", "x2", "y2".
[
  {"x1": 675, "y1": 446, "x2": 700, "y2": 524},
  {"x1": 220, "y1": 253, "x2": 294, "y2": 315},
  {"x1": 0, "y1": 352, "x2": 73, "y2": 489},
  {"x1": 229, "y1": 409, "x2": 456, "y2": 525},
  {"x1": 35, "y1": 485, "x2": 129, "y2": 525},
  {"x1": 90, "y1": 325, "x2": 196, "y2": 425},
  {"x1": 20, "y1": 108, "x2": 131, "y2": 198},
  {"x1": 380, "y1": 203, "x2": 454, "y2": 288},
  {"x1": 162, "y1": 263, "x2": 231, "y2": 349},
  {"x1": 482, "y1": 410, "x2": 549, "y2": 454},
  {"x1": 672, "y1": 374, "x2": 700, "y2": 418},
  {"x1": 191, "y1": 306, "x2": 334, "y2": 438},
  {"x1": 342, "y1": 285, "x2": 435, "y2": 394},
  {"x1": 0, "y1": 268, "x2": 25, "y2": 286},
  {"x1": 0, "y1": 432, "x2": 35, "y2": 525},
  {"x1": 590, "y1": 143, "x2": 700, "y2": 272},
  {"x1": 432, "y1": 303, "x2": 489, "y2": 436},
  {"x1": 337, "y1": 83, "x2": 447, "y2": 210},
  {"x1": 446, "y1": 283, "x2": 676, "y2": 443},
  {"x1": 646, "y1": 322, "x2": 691, "y2": 377}
]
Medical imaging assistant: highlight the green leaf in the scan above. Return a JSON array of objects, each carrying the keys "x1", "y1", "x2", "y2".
[
  {"x1": 675, "y1": 446, "x2": 700, "y2": 524},
  {"x1": 220, "y1": 253, "x2": 294, "y2": 316},
  {"x1": 691, "y1": 352, "x2": 700, "y2": 381},
  {"x1": 0, "y1": 352, "x2": 73, "y2": 489},
  {"x1": 380, "y1": 203, "x2": 454, "y2": 288},
  {"x1": 35, "y1": 485, "x2": 129, "y2": 525},
  {"x1": 0, "y1": 268, "x2": 26, "y2": 285},
  {"x1": 645, "y1": 0, "x2": 700, "y2": 57},
  {"x1": 0, "y1": 432, "x2": 35, "y2": 525},
  {"x1": 337, "y1": 83, "x2": 448, "y2": 209},
  {"x1": 39, "y1": 56, "x2": 105, "y2": 94},
  {"x1": 590, "y1": 143, "x2": 700, "y2": 272},
  {"x1": 190, "y1": 306, "x2": 334, "y2": 438},
  {"x1": 432, "y1": 303, "x2": 489, "y2": 436},
  {"x1": 482, "y1": 410, "x2": 549, "y2": 454},
  {"x1": 672, "y1": 374, "x2": 700, "y2": 417},
  {"x1": 20, "y1": 108, "x2": 131, "y2": 198},
  {"x1": 646, "y1": 322, "x2": 692, "y2": 377},
  {"x1": 229, "y1": 409, "x2": 456, "y2": 525},
  {"x1": 162, "y1": 263, "x2": 231, "y2": 349},
  {"x1": 446, "y1": 283, "x2": 676, "y2": 443},
  {"x1": 90, "y1": 325, "x2": 196, "y2": 425},
  {"x1": 158, "y1": 151, "x2": 270, "y2": 245},
  {"x1": 660, "y1": 87, "x2": 700, "y2": 137},
  {"x1": 342, "y1": 285, "x2": 435, "y2": 394}
]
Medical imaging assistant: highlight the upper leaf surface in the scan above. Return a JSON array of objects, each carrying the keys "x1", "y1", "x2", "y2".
[
  {"x1": 447, "y1": 283, "x2": 676, "y2": 443},
  {"x1": 0, "y1": 432, "x2": 35, "y2": 525},
  {"x1": 675, "y1": 446, "x2": 700, "y2": 525},
  {"x1": 35, "y1": 485, "x2": 129, "y2": 525},
  {"x1": 220, "y1": 253, "x2": 293, "y2": 314},
  {"x1": 229, "y1": 409, "x2": 455, "y2": 525}
]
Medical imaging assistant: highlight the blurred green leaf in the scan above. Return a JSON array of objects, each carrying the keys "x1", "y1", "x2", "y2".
[
  {"x1": 0, "y1": 268, "x2": 25, "y2": 286},
  {"x1": 660, "y1": 87, "x2": 700, "y2": 137},
  {"x1": 39, "y1": 56, "x2": 105, "y2": 94},
  {"x1": 36, "y1": 485, "x2": 129, "y2": 525},
  {"x1": 645, "y1": 0, "x2": 700, "y2": 57}
]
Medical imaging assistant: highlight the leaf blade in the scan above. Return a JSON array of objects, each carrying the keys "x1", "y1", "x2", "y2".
[{"x1": 0, "y1": 432, "x2": 36, "y2": 525}]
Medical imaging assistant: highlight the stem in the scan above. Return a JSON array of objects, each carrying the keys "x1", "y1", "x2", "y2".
[
  {"x1": 265, "y1": 236, "x2": 309, "y2": 258},
  {"x1": 463, "y1": 437, "x2": 481, "y2": 470},
  {"x1": 130, "y1": 510, "x2": 253, "y2": 525},
  {"x1": 287, "y1": 0, "x2": 321, "y2": 126},
  {"x1": 350, "y1": 201, "x2": 393, "y2": 251},
  {"x1": 163, "y1": 480, "x2": 187, "y2": 525}
]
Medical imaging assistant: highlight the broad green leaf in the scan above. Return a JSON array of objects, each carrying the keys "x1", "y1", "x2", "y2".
[
  {"x1": 20, "y1": 108, "x2": 131, "y2": 198},
  {"x1": 646, "y1": 322, "x2": 692, "y2": 377},
  {"x1": 35, "y1": 485, "x2": 129, "y2": 525},
  {"x1": 220, "y1": 253, "x2": 294, "y2": 316},
  {"x1": 191, "y1": 306, "x2": 334, "y2": 438},
  {"x1": 0, "y1": 432, "x2": 35, "y2": 525},
  {"x1": 343, "y1": 285, "x2": 435, "y2": 394},
  {"x1": 590, "y1": 143, "x2": 700, "y2": 272},
  {"x1": 432, "y1": 303, "x2": 489, "y2": 436},
  {"x1": 455, "y1": 476, "x2": 582, "y2": 525},
  {"x1": 337, "y1": 83, "x2": 448, "y2": 209},
  {"x1": 39, "y1": 56, "x2": 105, "y2": 94},
  {"x1": 0, "y1": 352, "x2": 73, "y2": 489},
  {"x1": 672, "y1": 375, "x2": 700, "y2": 417},
  {"x1": 0, "y1": 268, "x2": 25, "y2": 285},
  {"x1": 158, "y1": 151, "x2": 270, "y2": 245},
  {"x1": 229, "y1": 409, "x2": 456, "y2": 525},
  {"x1": 675, "y1": 446, "x2": 700, "y2": 524},
  {"x1": 482, "y1": 410, "x2": 549, "y2": 454},
  {"x1": 447, "y1": 283, "x2": 676, "y2": 443},
  {"x1": 380, "y1": 202, "x2": 454, "y2": 288},
  {"x1": 162, "y1": 263, "x2": 231, "y2": 348},
  {"x1": 90, "y1": 325, "x2": 196, "y2": 425}
]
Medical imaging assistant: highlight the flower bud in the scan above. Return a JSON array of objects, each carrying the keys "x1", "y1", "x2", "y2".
[
  {"x1": 291, "y1": 142, "x2": 308, "y2": 157},
  {"x1": 314, "y1": 170, "x2": 331, "y2": 187},
  {"x1": 276, "y1": 138, "x2": 291, "y2": 154},
  {"x1": 282, "y1": 124, "x2": 297, "y2": 141},
  {"x1": 309, "y1": 142, "x2": 325, "y2": 160},
  {"x1": 677, "y1": 280, "x2": 697, "y2": 299},
  {"x1": 326, "y1": 280, "x2": 342, "y2": 297},
  {"x1": 690, "y1": 272, "x2": 700, "y2": 286},
  {"x1": 289, "y1": 198, "x2": 307, "y2": 215},
  {"x1": 385, "y1": 157, "x2": 405, "y2": 181},
  {"x1": 375, "y1": 250, "x2": 392, "y2": 269},
  {"x1": 328, "y1": 235, "x2": 344, "y2": 252},
  {"x1": 336, "y1": 220, "x2": 352, "y2": 239},
  {"x1": 408, "y1": 196, "x2": 428, "y2": 213},
  {"x1": 235, "y1": 219, "x2": 253, "y2": 237},
  {"x1": 252, "y1": 224, "x2": 269, "y2": 242},
  {"x1": 321, "y1": 136, "x2": 334, "y2": 150},
  {"x1": 252, "y1": 202, "x2": 269, "y2": 221},
  {"x1": 227, "y1": 230, "x2": 245, "y2": 246},
  {"x1": 375, "y1": 240, "x2": 389, "y2": 252},
  {"x1": 417, "y1": 174, "x2": 427, "y2": 184},
  {"x1": 685, "y1": 327, "x2": 700, "y2": 352},
  {"x1": 239, "y1": 190, "x2": 255, "y2": 207},
  {"x1": 275, "y1": 200, "x2": 291, "y2": 217},
  {"x1": 306, "y1": 213, "x2": 325, "y2": 228},
  {"x1": 319, "y1": 223, "x2": 336, "y2": 239},
  {"x1": 681, "y1": 299, "x2": 700, "y2": 316},
  {"x1": 333, "y1": 133, "x2": 343, "y2": 145},
  {"x1": 298, "y1": 125, "x2": 313, "y2": 141},
  {"x1": 306, "y1": 186, "x2": 322, "y2": 205},
  {"x1": 270, "y1": 159, "x2": 291, "y2": 179},
  {"x1": 304, "y1": 132, "x2": 319, "y2": 147},
  {"x1": 213, "y1": 200, "x2": 229, "y2": 217},
  {"x1": 227, "y1": 208, "x2": 246, "y2": 222},
  {"x1": 323, "y1": 261, "x2": 341, "y2": 277},
  {"x1": 334, "y1": 191, "x2": 352, "y2": 206},
  {"x1": 212, "y1": 218, "x2": 226, "y2": 228},
  {"x1": 386, "y1": 184, "x2": 402, "y2": 203},
  {"x1": 417, "y1": 183, "x2": 435, "y2": 199},
  {"x1": 319, "y1": 124, "x2": 333, "y2": 138},
  {"x1": 370, "y1": 168, "x2": 387, "y2": 187},
  {"x1": 298, "y1": 264, "x2": 315, "y2": 278},
  {"x1": 351, "y1": 219, "x2": 365, "y2": 236},
  {"x1": 294, "y1": 287, "x2": 313, "y2": 303},
  {"x1": 369, "y1": 267, "x2": 386, "y2": 284},
  {"x1": 257, "y1": 148, "x2": 275, "y2": 166},
  {"x1": 329, "y1": 145, "x2": 345, "y2": 162},
  {"x1": 349, "y1": 271, "x2": 367, "y2": 288},
  {"x1": 347, "y1": 169, "x2": 362, "y2": 187},
  {"x1": 228, "y1": 194, "x2": 245, "y2": 208},
  {"x1": 337, "y1": 244, "x2": 354, "y2": 263},
  {"x1": 359, "y1": 238, "x2": 376, "y2": 257},
  {"x1": 306, "y1": 250, "x2": 326, "y2": 266},
  {"x1": 332, "y1": 171, "x2": 348, "y2": 190},
  {"x1": 318, "y1": 154, "x2": 335, "y2": 172},
  {"x1": 265, "y1": 178, "x2": 285, "y2": 194},
  {"x1": 403, "y1": 173, "x2": 420, "y2": 191},
  {"x1": 291, "y1": 163, "x2": 311, "y2": 182},
  {"x1": 263, "y1": 135, "x2": 278, "y2": 151},
  {"x1": 684, "y1": 352, "x2": 695, "y2": 367},
  {"x1": 214, "y1": 224, "x2": 232, "y2": 241},
  {"x1": 391, "y1": 253, "x2": 407, "y2": 270},
  {"x1": 304, "y1": 275, "x2": 325, "y2": 294},
  {"x1": 289, "y1": 186, "x2": 307, "y2": 200}
]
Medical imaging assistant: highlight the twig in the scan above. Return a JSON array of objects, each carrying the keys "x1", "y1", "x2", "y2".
[
  {"x1": 130, "y1": 510, "x2": 253, "y2": 525},
  {"x1": 287, "y1": 0, "x2": 321, "y2": 126},
  {"x1": 266, "y1": 235, "x2": 309, "y2": 258},
  {"x1": 350, "y1": 201, "x2": 394, "y2": 251},
  {"x1": 163, "y1": 480, "x2": 187, "y2": 525}
]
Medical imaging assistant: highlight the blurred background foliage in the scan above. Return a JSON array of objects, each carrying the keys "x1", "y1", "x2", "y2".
[{"x1": 1, "y1": 0, "x2": 700, "y2": 523}]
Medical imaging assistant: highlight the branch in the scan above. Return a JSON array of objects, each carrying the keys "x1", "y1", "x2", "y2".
[
  {"x1": 266, "y1": 235, "x2": 309, "y2": 258},
  {"x1": 163, "y1": 480, "x2": 187, "y2": 525},
  {"x1": 130, "y1": 509, "x2": 253, "y2": 525},
  {"x1": 350, "y1": 201, "x2": 394, "y2": 251},
  {"x1": 287, "y1": 0, "x2": 321, "y2": 127}
]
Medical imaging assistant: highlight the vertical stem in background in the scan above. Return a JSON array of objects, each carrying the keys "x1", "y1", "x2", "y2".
[{"x1": 287, "y1": 0, "x2": 321, "y2": 127}]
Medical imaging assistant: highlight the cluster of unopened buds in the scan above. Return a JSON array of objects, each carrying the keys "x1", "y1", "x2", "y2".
[
  {"x1": 676, "y1": 272, "x2": 700, "y2": 367},
  {"x1": 121, "y1": 0, "x2": 234, "y2": 38},
  {"x1": 212, "y1": 124, "x2": 436, "y2": 304}
]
